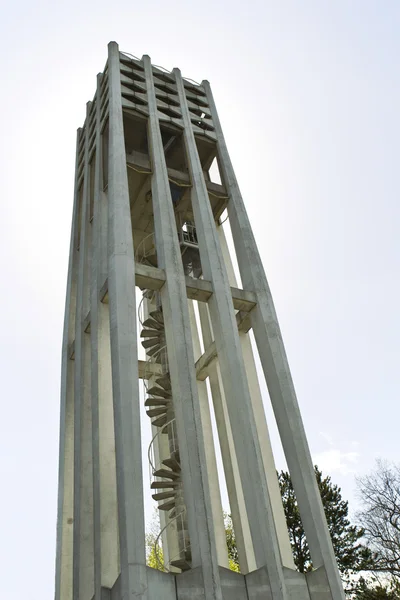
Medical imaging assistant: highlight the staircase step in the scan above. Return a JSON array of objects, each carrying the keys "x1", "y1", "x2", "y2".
[
  {"x1": 162, "y1": 458, "x2": 181, "y2": 472},
  {"x1": 152, "y1": 415, "x2": 168, "y2": 427},
  {"x1": 158, "y1": 500, "x2": 176, "y2": 511},
  {"x1": 150, "y1": 310, "x2": 164, "y2": 324},
  {"x1": 141, "y1": 338, "x2": 161, "y2": 349},
  {"x1": 170, "y1": 559, "x2": 191, "y2": 572},
  {"x1": 152, "y1": 491, "x2": 176, "y2": 501},
  {"x1": 140, "y1": 329, "x2": 160, "y2": 338},
  {"x1": 147, "y1": 386, "x2": 171, "y2": 399},
  {"x1": 147, "y1": 346, "x2": 164, "y2": 358},
  {"x1": 155, "y1": 375, "x2": 171, "y2": 391},
  {"x1": 146, "y1": 408, "x2": 167, "y2": 418},
  {"x1": 145, "y1": 398, "x2": 169, "y2": 407},
  {"x1": 153, "y1": 468, "x2": 180, "y2": 480},
  {"x1": 151, "y1": 481, "x2": 180, "y2": 489},
  {"x1": 142, "y1": 317, "x2": 164, "y2": 331}
]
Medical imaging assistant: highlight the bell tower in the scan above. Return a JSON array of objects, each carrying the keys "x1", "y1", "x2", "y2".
[{"x1": 55, "y1": 41, "x2": 345, "y2": 600}]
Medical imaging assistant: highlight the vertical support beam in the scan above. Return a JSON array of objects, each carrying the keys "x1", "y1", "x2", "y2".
[
  {"x1": 198, "y1": 302, "x2": 256, "y2": 575},
  {"x1": 107, "y1": 41, "x2": 147, "y2": 599},
  {"x1": 98, "y1": 75, "x2": 120, "y2": 588},
  {"x1": 143, "y1": 54, "x2": 223, "y2": 600},
  {"x1": 55, "y1": 129, "x2": 81, "y2": 600},
  {"x1": 175, "y1": 70, "x2": 287, "y2": 600},
  {"x1": 73, "y1": 103, "x2": 95, "y2": 600},
  {"x1": 187, "y1": 301, "x2": 229, "y2": 569},
  {"x1": 217, "y1": 225, "x2": 295, "y2": 570},
  {"x1": 204, "y1": 81, "x2": 345, "y2": 599},
  {"x1": 91, "y1": 75, "x2": 103, "y2": 600},
  {"x1": 91, "y1": 73, "x2": 120, "y2": 596}
]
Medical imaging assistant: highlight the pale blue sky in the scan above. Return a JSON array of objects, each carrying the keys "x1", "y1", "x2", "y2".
[{"x1": 0, "y1": 2, "x2": 399, "y2": 598}]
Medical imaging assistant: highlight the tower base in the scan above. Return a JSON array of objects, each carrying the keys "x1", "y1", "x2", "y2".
[{"x1": 102, "y1": 565, "x2": 333, "y2": 600}]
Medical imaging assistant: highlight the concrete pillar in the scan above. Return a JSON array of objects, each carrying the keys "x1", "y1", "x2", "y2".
[
  {"x1": 204, "y1": 81, "x2": 345, "y2": 599},
  {"x1": 187, "y1": 300, "x2": 229, "y2": 569},
  {"x1": 107, "y1": 41, "x2": 147, "y2": 599},
  {"x1": 55, "y1": 129, "x2": 81, "y2": 600},
  {"x1": 73, "y1": 102, "x2": 95, "y2": 600},
  {"x1": 174, "y1": 70, "x2": 288, "y2": 600},
  {"x1": 217, "y1": 225, "x2": 295, "y2": 570},
  {"x1": 90, "y1": 74, "x2": 120, "y2": 597},
  {"x1": 198, "y1": 302, "x2": 256, "y2": 575},
  {"x1": 143, "y1": 54, "x2": 223, "y2": 600}
]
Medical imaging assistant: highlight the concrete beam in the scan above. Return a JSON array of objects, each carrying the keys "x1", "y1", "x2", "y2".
[
  {"x1": 175, "y1": 68, "x2": 288, "y2": 599},
  {"x1": 195, "y1": 341, "x2": 217, "y2": 381},
  {"x1": 126, "y1": 149, "x2": 227, "y2": 199},
  {"x1": 106, "y1": 262, "x2": 257, "y2": 311}
]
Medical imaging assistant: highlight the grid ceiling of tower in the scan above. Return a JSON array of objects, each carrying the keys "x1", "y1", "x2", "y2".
[
  {"x1": 119, "y1": 52, "x2": 216, "y2": 139},
  {"x1": 76, "y1": 52, "x2": 216, "y2": 189}
]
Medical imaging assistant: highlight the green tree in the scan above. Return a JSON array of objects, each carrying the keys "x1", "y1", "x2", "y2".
[
  {"x1": 353, "y1": 577, "x2": 399, "y2": 599},
  {"x1": 224, "y1": 512, "x2": 239, "y2": 567},
  {"x1": 279, "y1": 467, "x2": 372, "y2": 578},
  {"x1": 145, "y1": 509, "x2": 165, "y2": 571}
]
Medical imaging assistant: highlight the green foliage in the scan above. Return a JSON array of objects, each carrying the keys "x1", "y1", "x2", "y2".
[
  {"x1": 145, "y1": 509, "x2": 165, "y2": 571},
  {"x1": 224, "y1": 512, "x2": 239, "y2": 568},
  {"x1": 146, "y1": 531, "x2": 165, "y2": 571},
  {"x1": 278, "y1": 466, "x2": 372, "y2": 580},
  {"x1": 353, "y1": 577, "x2": 400, "y2": 599}
]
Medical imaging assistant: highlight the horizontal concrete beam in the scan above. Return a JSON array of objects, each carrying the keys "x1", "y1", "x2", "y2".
[
  {"x1": 134, "y1": 263, "x2": 257, "y2": 312},
  {"x1": 126, "y1": 150, "x2": 226, "y2": 198},
  {"x1": 69, "y1": 268, "x2": 254, "y2": 377},
  {"x1": 195, "y1": 341, "x2": 217, "y2": 381}
]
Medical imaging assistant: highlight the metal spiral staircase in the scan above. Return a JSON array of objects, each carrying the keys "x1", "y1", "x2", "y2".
[{"x1": 137, "y1": 236, "x2": 193, "y2": 572}]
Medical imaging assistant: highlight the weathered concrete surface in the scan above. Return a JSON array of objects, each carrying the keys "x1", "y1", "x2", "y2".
[
  {"x1": 73, "y1": 102, "x2": 95, "y2": 600},
  {"x1": 188, "y1": 301, "x2": 229, "y2": 569},
  {"x1": 143, "y1": 54, "x2": 222, "y2": 600},
  {"x1": 245, "y1": 566, "x2": 273, "y2": 600},
  {"x1": 175, "y1": 68, "x2": 288, "y2": 600},
  {"x1": 107, "y1": 41, "x2": 147, "y2": 600},
  {"x1": 147, "y1": 567, "x2": 177, "y2": 600},
  {"x1": 198, "y1": 301, "x2": 256, "y2": 575},
  {"x1": 306, "y1": 567, "x2": 332, "y2": 600},
  {"x1": 219, "y1": 567, "x2": 247, "y2": 600},
  {"x1": 204, "y1": 79, "x2": 344, "y2": 600}
]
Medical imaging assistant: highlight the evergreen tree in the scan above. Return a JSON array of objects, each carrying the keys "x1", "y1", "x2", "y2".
[{"x1": 278, "y1": 467, "x2": 372, "y2": 578}]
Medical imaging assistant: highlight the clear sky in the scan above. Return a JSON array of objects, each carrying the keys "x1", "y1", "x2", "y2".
[{"x1": 1, "y1": 1, "x2": 399, "y2": 598}]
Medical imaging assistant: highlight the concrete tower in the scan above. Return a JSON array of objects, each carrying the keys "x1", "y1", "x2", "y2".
[{"x1": 55, "y1": 41, "x2": 345, "y2": 600}]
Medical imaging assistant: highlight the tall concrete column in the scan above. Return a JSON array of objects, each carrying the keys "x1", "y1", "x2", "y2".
[
  {"x1": 56, "y1": 129, "x2": 81, "y2": 600},
  {"x1": 73, "y1": 102, "x2": 95, "y2": 600},
  {"x1": 175, "y1": 70, "x2": 288, "y2": 600},
  {"x1": 204, "y1": 81, "x2": 345, "y2": 599},
  {"x1": 91, "y1": 74, "x2": 120, "y2": 598},
  {"x1": 197, "y1": 301, "x2": 256, "y2": 575},
  {"x1": 107, "y1": 42, "x2": 147, "y2": 600},
  {"x1": 143, "y1": 54, "x2": 223, "y2": 600},
  {"x1": 187, "y1": 300, "x2": 229, "y2": 569},
  {"x1": 217, "y1": 225, "x2": 295, "y2": 570}
]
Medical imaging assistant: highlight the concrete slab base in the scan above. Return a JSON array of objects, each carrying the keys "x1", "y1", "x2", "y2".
[
  {"x1": 306, "y1": 566, "x2": 332, "y2": 600},
  {"x1": 106, "y1": 565, "x2": 333, "y2": 599},
  {"x1": 219, "y1": 566, "x2": 248, "y2": 600},
  {"x1": 245, "y1": 566, "x2": 273, "y2": 600}
]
